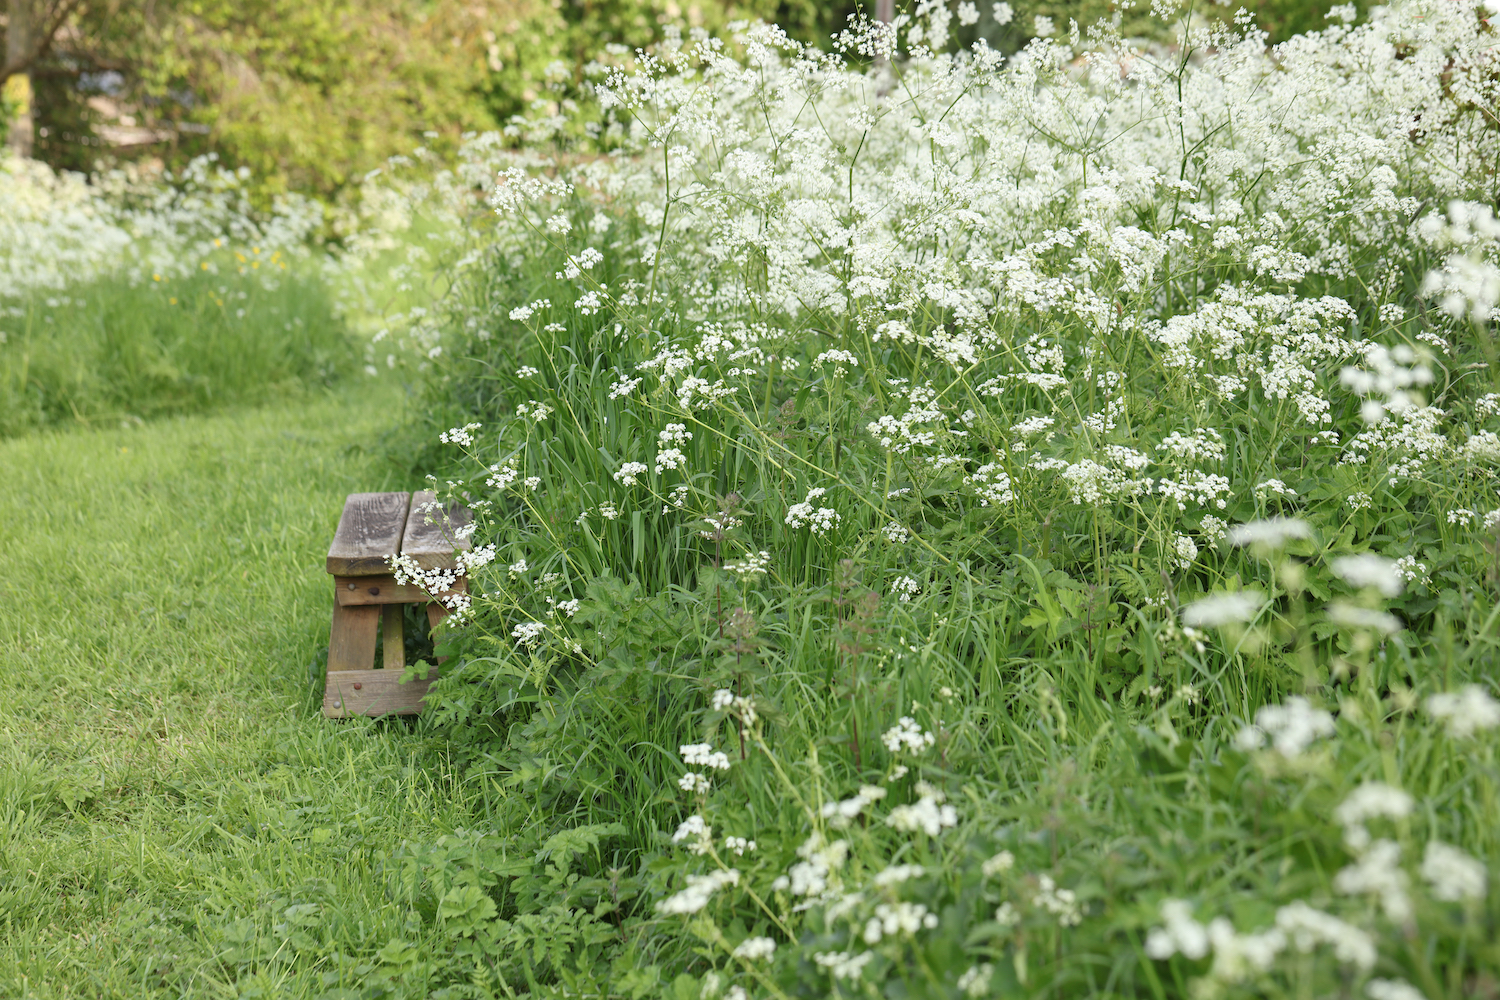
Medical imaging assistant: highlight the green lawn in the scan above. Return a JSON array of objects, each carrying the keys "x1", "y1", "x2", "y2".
[{"x1": 0, "y1": 381, "x2": 475, "y2": 998}]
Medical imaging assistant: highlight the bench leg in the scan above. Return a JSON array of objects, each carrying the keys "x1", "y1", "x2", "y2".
[
  {"x1": 325, "y1": 596, "x2": 449, "y2": 720},
  {"x1": 382, "y1": 604, "x2": 406, "y2": 671},
  {"x1": 328, "y1": 602, "x2": 380, "y2": 672},
  {"x1": 426, "y1": 603, "x2": 450, "y2": 664}
]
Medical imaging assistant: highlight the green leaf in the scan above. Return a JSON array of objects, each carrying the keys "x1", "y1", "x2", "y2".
[
  {"x1": 437, "y1": 885, "x2": 497, "y2": 938},
  {"x1": 671, "y1": 973, "x2": 699, "y2": 1000},
  {"x1": 536, "y1": 822, "x2": 627, "y2": 875}
]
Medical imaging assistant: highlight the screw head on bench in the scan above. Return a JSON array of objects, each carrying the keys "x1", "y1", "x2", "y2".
[
  {"x1": 334, "y1": 700, "x2": 342, "y2": 708},
  {"x1": 347, "y1": 583, "x2": 356, "y2": 590},
  {"x1": 353, "y1": 682, "x2": 362, "y2": 690},
  {"x1": 368, "y1": 587, "x2": 380, "y2": 596}
]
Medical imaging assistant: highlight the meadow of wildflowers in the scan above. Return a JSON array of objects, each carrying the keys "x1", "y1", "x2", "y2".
[
  {"x1": 0, "y1": 152, "x2": 351, "y2": 433},
  {"x1": 355, "y1": 1, "x2": 1500, "y2": 997},
  {"x1": 5, "y1": 0, "x2": 1500, "y2": 996}
]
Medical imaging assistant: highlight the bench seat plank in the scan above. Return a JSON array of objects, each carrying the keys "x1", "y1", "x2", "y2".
[
  {"x1": 400, "y1": 490, "x2": 473, "y2": 572},
  {"x1": 323, "y1": 667, "x2": 439, "y2": 718},
  {"x1": 326, "y1": 492, "x2": 411, "y2": 576}
]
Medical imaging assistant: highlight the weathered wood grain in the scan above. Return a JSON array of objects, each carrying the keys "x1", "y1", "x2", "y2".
[
  {"x1": 427, "y1": 603, "x2": 450, "y2": 663},
  {"x1": 320, "y1": 491, "x2": 466, "y2": 720},
  {"x1": 322, "y1": 667, "x2": 438, "y2": 718},
  {"x1": 382, "y1": 604, "x2": 405, "y2": 671},
  {"x1": 325, "y1": 492, "x2": 411, "y2": 576},
  {"x1": 327, "y1": 602, "x2": 380, "y2": 672},
  {"x1": 399, "y1": 490, "x2": 473, "y2": 571},
  {"x1": 333, "y1": 575, "x2": 468, "y2": 606}
]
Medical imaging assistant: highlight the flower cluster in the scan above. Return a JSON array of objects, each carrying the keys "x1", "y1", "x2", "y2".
[
  {"x1": 881, "y1": 717, "x2": 935, "y2": 755},
  {"x1": 1147, "y1": 898, "x2": 1376, "y2": 986},
  {"x1": 784, "y1": 487, "x2": 840, "y2": 535},
  {"x1": 439, "y1": 422, "x2": 482, "y2": 446},
  {"x1": 360, "y1": 4, "x2": 1500, "y2": 996},
  {"x1": 657, "y1": 868, "x2": 740, "y2": 915},
  {"x1": 723, "y1": 551, "x2": 771, "y2": 577},
  {"x1": 1425, "y1": 685, "x2": 1500, "y2": 738},
  {"x1": 885, "y1": 784, "x2": 958, "y2": 837},
  {"x1": 1234, "y1": 697, "x2": 1336, "y2": 759}
]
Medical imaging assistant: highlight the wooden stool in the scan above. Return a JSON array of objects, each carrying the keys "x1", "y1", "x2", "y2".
[{"x1": 322, "y1": 490, "x2": 472, "y2": 718}]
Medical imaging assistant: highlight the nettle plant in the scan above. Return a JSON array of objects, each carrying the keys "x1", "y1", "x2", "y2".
[{"x1": 382, "y1": 1, "x2": 1500, "y2": 997}]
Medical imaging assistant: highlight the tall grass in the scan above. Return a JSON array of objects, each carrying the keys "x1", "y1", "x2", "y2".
[
  {"x1": 0, "y1": 151, "x2": 367, "y2": 436},
  {"x1": 0, "y1": 262, "x2": 352, "y2": 435}
]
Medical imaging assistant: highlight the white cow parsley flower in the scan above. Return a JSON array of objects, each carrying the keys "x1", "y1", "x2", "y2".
[
  {"x1": 1234, "y1": 697, "x2": 1335, "y2": 758},
  {"x1": 886, "y1": 791, "x2": 957, "y2": 837},
  {"x1": 732, "y1": 936, "x2": 776, "y2": 960},
  {"x1": 882, "y1": 717, "x2": 935, "y2": 754},
  {"x1": 1182, "y1": 591, "x2": 1262, "y2": 628},
  {"x1": 657, "y1": 868, "x2": 738, "y2": 913},
  {"x1": 1426, "y1": 685, "x2": 1500, "y2": 737},
  {"x1": 891, "y1": 576, "x2": 920, "y2": 602},
  {"x1": 680, "y1": 743, "x2": 731, "y2": 771},
  {"x1": 1227, "y1": 517, "x2": 1312, "y2": 549},
  {"x1": 439, "y1": 423, "x2": 481, "y2": 447},
  {"x1": 1420, "y1": 841, "x2": 1487, "y2": 902},
  {"x1": 614, "y1": 462, "x2": 648, "y2": 486},
  {"x1": 1331, "y1": 554, "x2": 1403, "y2": 597},
  {"x1": 1335, "y1": 782, "x2": 1414, "y2": 851}
]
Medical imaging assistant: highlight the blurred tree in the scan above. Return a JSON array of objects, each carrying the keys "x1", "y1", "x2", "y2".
[
  {"x1": 18, "y1": 0, "x2": 555, "y2": 193},
  {"x1": 3, "y1": 0, "x2": 85, "y2": 156}
]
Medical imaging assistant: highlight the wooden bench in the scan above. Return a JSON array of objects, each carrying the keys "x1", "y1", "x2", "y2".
[{"x1": 323, "y1": 490, "x2": 472, "y2": 718}]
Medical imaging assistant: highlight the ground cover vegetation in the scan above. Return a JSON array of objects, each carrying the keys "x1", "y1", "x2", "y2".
[
  {"x1": 3, "y1": 1, "x2": 1500, "y2": 998},
  {"x1": 350, "y1": 1, "x2": 1500, "y2": 997}
]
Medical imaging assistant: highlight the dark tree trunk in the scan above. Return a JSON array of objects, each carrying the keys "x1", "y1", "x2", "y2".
[{"x1": 5, "y1": 0, "x2": 36, "y2": 157}]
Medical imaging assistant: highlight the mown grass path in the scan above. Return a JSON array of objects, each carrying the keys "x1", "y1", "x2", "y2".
[{"x1": 0, "y1": 383, "x2": 476, "y2": 998}]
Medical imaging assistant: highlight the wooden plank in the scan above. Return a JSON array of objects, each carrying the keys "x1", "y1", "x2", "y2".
[
  {"x1": 326, "y1": 492, "x2": 411, "y2": 576},
  {"x1": 427, "y1": 603, "x2": 449, "y2": 664},
  {"x1": 322, "y1": 667, "x2": 439, "y2": 718},
  {"x1": 328, "y1": 602, "x2": 379, "y2": 672},
  {"x1": 382, "y1": 605, "x2": 406, "y2": 671},
  {"x1": 334, "y1": 575, "x2": 467, "y2": 606},
  {"x1": 400, "y1": 490, "x2": 473, "y2": 572}
]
